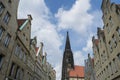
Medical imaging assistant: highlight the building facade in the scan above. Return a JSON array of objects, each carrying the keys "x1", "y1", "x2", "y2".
[
  {"x1": 0, "y1": 0, "x2": 56, "y2": 80},
  {"x1": 84, "y1": 54, "x2": 96, "y2": 80},
  {"x1": 0, "y1": 0, "x2": 20, "y2": 79},
  {"x1": 92, "y1": 0, "x2": 120, "y2": 80}
]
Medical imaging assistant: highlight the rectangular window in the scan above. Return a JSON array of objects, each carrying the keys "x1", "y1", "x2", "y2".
[
  {"x1": 0, "y1": 26, "x2": 4, "y2": 40},
  {"x1": 23, "y1": 53, "x2": 26, "y2": 62},
  {"x1": 9, "y1": 63, "x2": 15, "y2": 76},
  {"x1": 109, "y1": 41, "x2": 113, "y2": 53},
  {"x1": 0, "y1": 2, "x2": 4, "y2": 15},
  {"x1": 19, "y1": 50, "x2": 23, "y2": 60},
  {"x1": 20, "y1": 69, "x2": 24, "y2": 80},
  {"x1": 4, "y1": 34, "x2": 11, "y2": 47},
  {"x1": 118, "y1": 54, "x2": 120, "y2": 61},
  {"x1": 8, "y1": 0, "x2": 12, "y2": 3},
  {"x1": 112, "y1": 35, "x2": 117, "y2": 48},
  {"x1": 116, "y1": 6, "x2": 120, "y2": 15},
  {"x1": 109, "y1": 16, "x2": 113, "y2": 27},
  {"x1": 15, "y1": 67, "x2": 20, "y2": 79},
  {"x1": 113, "y1": 59, "x2": 118, "y2": 73},
  {"x1": 106, "y1": 66, "x2": 109, "y2": 78},
  {"x1": 3, "y1": 12, "x2": 10, "y2": 24},
  {"x1": 109, "y1": 63, "x2": 113, "y2": 75},
  {"x1": 116, "y1": 27, "x2": 120, "y2": 37},
  {"x1": 0, "y1": 55, "x2": 4, "y2": 69},
  {"x1": 106, "y1": 23, "x2": 110, "y2": 33},
  {"x1": 14, "y1": 44, "x2": 20, "y2": 56}
]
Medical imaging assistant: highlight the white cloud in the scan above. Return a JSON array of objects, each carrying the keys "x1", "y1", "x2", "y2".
[
  {"x1": 18, "y1": 0, "x2": 50, "y2": 18},
  {"x1": 82, "y1": 36, "x2": 93, "y2": 53},
  {"x1": 55, "y1": 0, "x2": 93, "y2": 36},
  {"x1": 54, "y1": 62, "x2": 62, "y2": 80},
  {"x1": 74, "y1": 51, "x2": 85, "y2": 66}
]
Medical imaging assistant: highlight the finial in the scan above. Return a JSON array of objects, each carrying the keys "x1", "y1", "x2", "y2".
[{"x1": 65, "y1": 31, "x2": 71, "y2": 50}]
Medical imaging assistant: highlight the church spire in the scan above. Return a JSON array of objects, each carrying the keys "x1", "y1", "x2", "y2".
[
  {"x1": 65, "y1": 31, "x2": 71, "y2": 51},
  {"x1": 61, "y1": 31, "x2": 74, "y2": 80}
]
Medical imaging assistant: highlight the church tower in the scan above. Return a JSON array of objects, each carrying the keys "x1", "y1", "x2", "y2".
[{"x1": 61, "y1": 32, "x2": 74, "y2": 80}]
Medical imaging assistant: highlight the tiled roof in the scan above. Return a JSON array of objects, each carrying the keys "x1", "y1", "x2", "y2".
[
  {"x1": 69, "y1": 65, "x2": 84, "y2": 78},
  {"x1": 94, "y1": 39, "x2": 99, "y2": 46},
  {"x1": 17, "y1": 19, "x2": 27, "y2": 27},
  {"x1": 92, "y1": 58, "x2": 94, "y2": 67},
  {"x1": 36, "y1": 47, "x2": 39, "y2": 53}
]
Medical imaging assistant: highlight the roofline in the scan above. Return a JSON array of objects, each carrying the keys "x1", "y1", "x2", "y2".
[{"x1": 19, "y1": 19, "x2": 29, "y2": 30}]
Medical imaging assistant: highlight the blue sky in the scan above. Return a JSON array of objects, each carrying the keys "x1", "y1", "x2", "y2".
[
  {"x1": 18, "y1": 0, "x2": 120, "y2": 80},
  {"x1": 44, "y1": 0, "x2": 76, "y2": 14}
]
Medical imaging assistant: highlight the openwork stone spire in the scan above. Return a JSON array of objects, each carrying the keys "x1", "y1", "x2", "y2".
[{"x1": 61, "y1": 31, "x2": 74, "y2": 80}]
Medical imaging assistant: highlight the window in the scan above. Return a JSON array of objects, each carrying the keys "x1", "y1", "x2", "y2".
[
  {"x1": 109, "y1": 63, "x2": 113, "y2": 75},
  {"x1": 23, "y1": 53, "x2": 26, "y2": 62},
  {"x1": 116, "y1": 5, "x2": 120, "y2": 15},
  {"x1": 118, "y1": 54, "x2": 120, "y2": 61},
  {"x1": 3, "y1": 12, "x2": 10, "y2": 24},
  {"x1": 8, "y1": 0, "x2": 12, "y2": 3},
  {"x1": 113, "y1": 59, "x2": 118, "y2": 73},
  {"x1": 9, "y1": 63, "x2": 15, "y2": 76},
  {"x1": 19, "y1": 50, "x2": 23, "y2": 60},
  {"x1": 109, "y1": 16, "x2": 113, "y2": 27},
  {"x1": 15, "y1": 67, "x2": 20, "y2": 79},
  {"x1": 112, "y1": 35, "x2": 117, "y2": 48},
  {"x1": 0, "y1": 2, "x2": 4, "y2": 15},
  {"x1": 14, "y1": 44, "x2": 20, "y2": 56},
  {"x1": 106, "y1": 66, "x2": 109, "y2": 78},
  {"x1": 0, "y1": 55, "x2": 4, "y2": 69},
  {"x1": 0, "y1": 26, "x2": 4, "y2": 40},
  {"x1": 104, "y1": 69, "x2": 106, "y2": 79},
  {"x1": 109, "y1": 41, "x2": 113, "y2": 53},
  {"x1": 106, "y1": 23, "x2": 110, "y2": 33},
  {"x1": 103, "y1": 50, "x2": 106, "y2": 61},
  {"x1": 116, "y1": 27, "x2": 120, "y2": 37},
  {"x1": 4, "y1": 34, "x2": 11, "y2": 47},
  {"x1": 20, "y1": 69, "x2": 24, "y2": 80}
]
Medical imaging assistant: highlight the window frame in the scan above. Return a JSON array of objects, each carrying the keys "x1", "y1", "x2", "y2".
[
  {"x1": 19, "y1": 49, "x2": 23, "y2": 60},
  {"x1": 0, "y1": 26, "x2": 5, "y2": 40},
  {"x1": 9, "y1": 63, "x2": 15, "y2": 76},
  {"x1": 109, "y1": 16, "x2": 113, "y2": 27},
  {"x1": 0, "y1": 54, "x2": 4, "y2": 69},
  {"x1": 109, "y1": 41, "x2": 113, "y2": 53},
  {"x1": 116, "y1": 27, "x2": 120, "y2": 37},
  {"x1": 14, "y1": 44, "x2": 20, "y2": 56},
  {"x1": 112, "y1": 35, "x2": 117, "y2": 48},
  {"x1": 4, "y1": 34, "x2": 11, "y2": 47},
  {"x1": 3, "y1": 12, "x2": 10, "y2": 24},
  {"x1": 0, "y1": 2, "x2": 5, "y2": 15}
]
